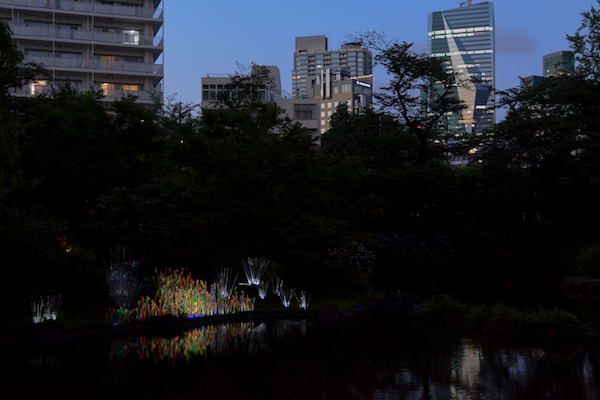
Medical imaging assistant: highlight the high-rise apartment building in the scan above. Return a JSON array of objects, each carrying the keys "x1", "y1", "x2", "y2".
[
  {"x1": 543, "y1": 50, "x2": 575, "y2": 77},
  {"x1": 0, "y1": 0, "x2": 164, "y2": 106},
  {"x1": 427, "y1": 1, "x2": 495, "y2": 136},
  {"x1": 292, "y1": 35, "x2": 372, "y2": 99}
]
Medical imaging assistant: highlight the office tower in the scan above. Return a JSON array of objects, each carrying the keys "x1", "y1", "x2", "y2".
[
  {"x1": 0, "y1": 0, "x2": 164, "y2": 106},
  {"x1": 427, "y1": 1, "x2": 495, "y2": 136},
  {"x1": 519, "y1": 51, "x2": 576, "y2": 93},
  {"x1": 292, "y1": 35, "x2": 372, "y2": 99},
  {"x1": 543, "y1": 50, "x2": 575, "y2": 77}
]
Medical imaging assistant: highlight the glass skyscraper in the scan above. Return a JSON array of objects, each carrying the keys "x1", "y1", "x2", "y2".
[
  {"x1": 543, "y1": 51, "x2": 575, "y2": 77},
  {"x1": 428, "y1": 1, "x2": 495, "y2": 136}
]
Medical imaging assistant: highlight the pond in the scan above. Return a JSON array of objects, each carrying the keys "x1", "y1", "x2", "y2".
[{"x1": 3, "y1": 312, "x2": 600, "y2": 399}]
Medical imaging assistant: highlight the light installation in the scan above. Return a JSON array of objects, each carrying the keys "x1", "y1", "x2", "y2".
[
  {"x1": 107, "y1": 269, "x2": 255, "y2": 325},
  {"x1": 31, "y1": 294, "x2": 62, "y2": 324},
  {"x1": 241, "y1": 257, "x2": 269, "y2": 286}
]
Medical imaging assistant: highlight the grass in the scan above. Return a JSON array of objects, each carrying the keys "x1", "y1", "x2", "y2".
[{"x1": 58, "y1": 308, "x2": 114, "y2": 333}]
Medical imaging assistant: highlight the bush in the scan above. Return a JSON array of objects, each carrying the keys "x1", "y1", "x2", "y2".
[
  {"x1": 420, "y1": 297, "x2": 585, "y2": 340},
  {"x1": 422, "y1": 295, "x2": 468, "y2": 322},
  {"x1": 515, "y1": 308, "x2": 583, "y2": 340},
  {"x1": 466, "y1": 303, "x2": 519, "y2": 329},
  {"x1": 575, "y1": 241, "x2": 600, "y2": 277}
]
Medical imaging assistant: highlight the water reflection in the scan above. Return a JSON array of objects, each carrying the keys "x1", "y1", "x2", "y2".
[
  {"x1": 108, "y1": 319, "x2": 309, "y2": 363},
  {"x1": 5, "y1": 316, "x2": 600, "y2": 399},
  {"x1": 372, "y1": 336, "x2": 600, "y2": 400}
]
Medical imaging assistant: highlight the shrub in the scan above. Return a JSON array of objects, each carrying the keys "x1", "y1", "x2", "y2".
[
  {"x1": 575, "y1": 241, "x2": 600, "y2": 277},
  {"x1": 515, "y1": 308, "x2": 583, "y2": 340},
  {"x1": 466, "y1": 303, "x2": 519, "y2": 329},
  {"x1": 422, "y1": 295, "x2": 468, "y2": 322}
]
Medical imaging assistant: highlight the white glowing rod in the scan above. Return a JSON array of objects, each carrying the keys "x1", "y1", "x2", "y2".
[{"x1": 242, "y1": 257, "x2": 269, "y2": 286}]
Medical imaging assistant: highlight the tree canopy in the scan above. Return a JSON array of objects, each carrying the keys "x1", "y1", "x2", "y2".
[{"x1": 347, "y1": 32, "x2": 464, "y2": 162}]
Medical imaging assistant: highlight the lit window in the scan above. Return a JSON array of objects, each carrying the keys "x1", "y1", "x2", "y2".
[
  {"x1": 123, "y1": 84, "x2": 140, "y2": 94},
  {"x1": 123, "y1": 29, "x2": 140, "y2": 45},
  {"x1": 101, "y1": 83, "x2": 114, "y2": 97},
  {"x1": 30, "y1": 80, "x2": 47, "y2": 95}
]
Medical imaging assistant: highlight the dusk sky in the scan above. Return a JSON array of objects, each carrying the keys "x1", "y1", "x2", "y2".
[{"x1": 163, "y1": 0, "x2": 598, "y2": 120}]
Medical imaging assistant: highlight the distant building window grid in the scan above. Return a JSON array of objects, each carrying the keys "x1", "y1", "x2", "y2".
[{"x1": 292, "y1": 37, "x2": 372, "y2": 99}]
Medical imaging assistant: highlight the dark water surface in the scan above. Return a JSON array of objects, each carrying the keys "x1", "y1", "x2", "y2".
[{"x1": 3, "y1": 313, "x2": 600, "y2": 399}]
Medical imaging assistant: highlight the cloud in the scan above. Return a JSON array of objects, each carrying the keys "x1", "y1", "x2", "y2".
[{"x1": 496, "y1": 24, "x2": 537, "y2": 54}]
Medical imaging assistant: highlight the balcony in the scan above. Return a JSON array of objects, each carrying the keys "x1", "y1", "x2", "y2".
[
  {"x1": 94, "y1": 85, "x2": 162, "y2": 102},
  {"x1": 10, "y1": 23, "x2": 163, "y2": 47},
  {"x1": 0, "y1": 0, "x2": 163, "y2": 20},
  {"x1": 23, "y1": 55, "x2": 163, "y2": 75},
  {"x1": 10, "y1": 82, "x2": 162, "y2": 103},
  {"x1": 94, "y1": 57, "x2": 163, "y2": 74}
]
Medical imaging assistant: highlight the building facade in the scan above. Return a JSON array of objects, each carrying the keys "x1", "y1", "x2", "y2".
[
  {"x1": 201, "y1": 66, "x2": 282, "y2": 109},
  {"x1": 427, "y1": 1, "x2": 495, "y2": 136},
  {"x1": 520, "y1": 75, "x2": 546, "y2": 90},
  {"x1": 0, "y1": 0, "x2": 164, "y2": 106},
  {"x1": 543, "y1": 50, "x2": 575, "y2": 77},
  {"x1": 292, "y1": 35, "x2": 372, "y2": 99},
  {"x1": 307, "y1": 68, "x2": 372, "y2": 133},
  {"x1": 201, "y1": 66, "x2": 321, "y2": 140}
]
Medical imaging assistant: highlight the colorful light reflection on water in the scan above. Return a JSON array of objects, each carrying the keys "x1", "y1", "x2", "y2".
[{"x1": 109, "y1": 322, "x2": 259, "y2": 362}]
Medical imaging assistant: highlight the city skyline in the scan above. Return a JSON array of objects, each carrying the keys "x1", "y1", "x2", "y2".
[{"x1": 165, "y1": 0, "x2": 598, "y2": 121}]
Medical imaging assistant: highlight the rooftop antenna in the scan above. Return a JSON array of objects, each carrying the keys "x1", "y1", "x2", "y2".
[{"x1": 460, "y1": 0, "x2": 473, "y2": 6}]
